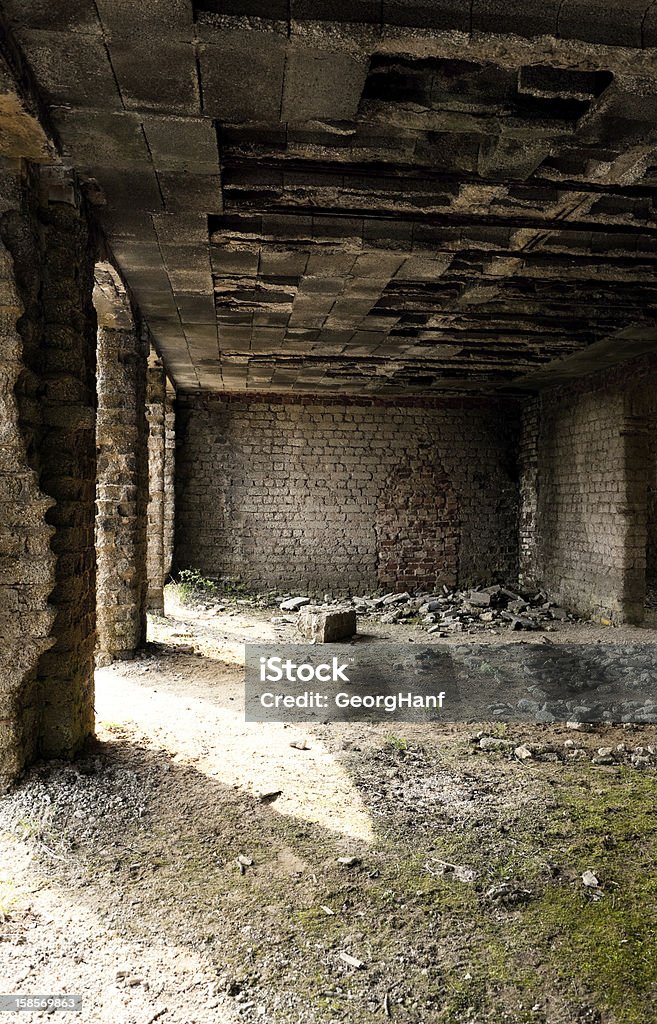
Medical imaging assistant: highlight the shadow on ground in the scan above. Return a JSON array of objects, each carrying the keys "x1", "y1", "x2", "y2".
[{"x1": 3, "y1": 706, "x2": 657, "y2": 1024}]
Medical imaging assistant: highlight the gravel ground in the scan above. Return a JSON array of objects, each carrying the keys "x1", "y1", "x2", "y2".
[{"x1": 1, "y1": 592, "x2": 657, "y2": 1023}]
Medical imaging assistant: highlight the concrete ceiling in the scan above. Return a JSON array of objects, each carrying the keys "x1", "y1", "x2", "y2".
[{"x1": 4, "y1": 0, "x2": 657, "y2": 394}]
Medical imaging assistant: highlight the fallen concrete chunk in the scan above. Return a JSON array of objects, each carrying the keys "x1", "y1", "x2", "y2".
[
  {"x1": 280, "y1": 596, "x2": 311, "y2": 612},
  {"x1": 479, "y1": 736, "x2": 513, "y2": 751},
  {"x1": 298, "y1": 605, "x2": 356, "y2": 642}
]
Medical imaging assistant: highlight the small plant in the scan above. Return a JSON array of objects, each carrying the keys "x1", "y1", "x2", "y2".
[
  {"x1": 388, "y1": 734, "x2": 409, "y2": 753},
  {"x1": 219, "y1": 578, "x2": 249, "y2": 597},
  {"x1": 175, "y1": 568, "x2": 218, "y2": 604}
]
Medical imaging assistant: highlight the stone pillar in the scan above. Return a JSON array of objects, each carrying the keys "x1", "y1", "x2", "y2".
[
  {"x1": 1, "y1": 165, "x2": 98, "y2": 771},
  {"x1": 146, "y1": 356, "x2": 166, "y2": 612},
  {"x1": 94, "y1": 267, "x2": 149, "y2": 663},
  {"x1": 163, "y1": 378, "x2": 176, "y2": 580},
  {"x1": 0, "y1": 169, "x2": 55, "y2": 790},
  {"x1": 518, "y1": 396, "x2": 539, "y2": 589}
]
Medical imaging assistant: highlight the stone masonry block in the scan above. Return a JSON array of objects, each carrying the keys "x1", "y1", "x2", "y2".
[{"x1": 297, "y1": 605, "x2": 357, "y2": 642}]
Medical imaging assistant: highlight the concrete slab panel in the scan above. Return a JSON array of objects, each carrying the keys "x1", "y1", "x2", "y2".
[
  {"x1": 198, "y1": 29, "x2": 287, "y2": 121},
  {"x1": 108, "y1": 40, "x2": 200, "y2": 115},
  {"x1": 142, "y1": 116, "x2": 219, "y2": 174},
  {"x1": 292, "y1": 0, "x2": 381, "y2": 22},
  {"x1": 471, "y1": 0, "x2": 560, "y2": 37},
  {"x1": 281, "y1": 45, "x2": 369, "y2": 122},
  {"x1": 84, "y1": 166, "x2": 164, "y2": 217},
  {"x1": 3, "y1": 0, "x2": 101, "y2": 33},
  {"x1": 153, "y1": 213, "x2": 210, "y2": 245},
  {"x1": 383, "y1": 0, "x2": 471, "y2": 31},
  {"x1": 95, "y1": 0, "x2": 194, "y2": 42},
  {"x1": 18, "y1": 29, "x2": 122, "y2": 109},
  {"x1": 176, "y1": 292, "x2": 217, "y2": 323},
  {"x1": 643, "y1": 4, "x2": 657, "y2": 47},
  {"x1": 557, "y1": 0, "x2": 646, "y2": 47},
  {"x1": 159, "y1": 172, "x2": 223, "y2": 214},
  {"x1": 50, "y1": 108, "x2": 152, "y2": 168}
]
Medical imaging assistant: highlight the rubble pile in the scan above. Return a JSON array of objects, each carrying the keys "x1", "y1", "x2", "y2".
[
  {"x1": 347, "y1": 584, "x2": 574, "y2": 634},
  {"x1": 178, "y1": 577, "x2": 576, "y2": 636}
]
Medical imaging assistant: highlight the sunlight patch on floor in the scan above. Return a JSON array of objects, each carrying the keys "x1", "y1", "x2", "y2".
[{"x1": 95, "y1": 667, "x2": 375, "y2": 845}]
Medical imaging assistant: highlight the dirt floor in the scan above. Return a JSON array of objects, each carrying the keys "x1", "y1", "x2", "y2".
[{"x1": 1, "y1": 590, "x2": 657, "y2": 1024}]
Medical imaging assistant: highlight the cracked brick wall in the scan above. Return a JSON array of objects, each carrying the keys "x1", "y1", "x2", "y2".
[
  {"x1": 529, "y1": 357, "x2": 656, "y2": 623},
  {"x1": 174, "y1": 394, "x2": 519, "y2": 596},
  {"x1": 94, "y1": 276, "x2": 149, "y2": 663},
  {"x1": 0, "y1": 165, "x2": 97, "y2": 782}
]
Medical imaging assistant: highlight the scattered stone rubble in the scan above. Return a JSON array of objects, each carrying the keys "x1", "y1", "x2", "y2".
[
  {"x1": 473, "y1": 731, "x2": 657, "y2": 769},
  {"x1": 303, "y1": 585, "x2": 575, "y2": 635},
  {"x1": 180, "y1": 578, "x2": 576, "y2": 636}
]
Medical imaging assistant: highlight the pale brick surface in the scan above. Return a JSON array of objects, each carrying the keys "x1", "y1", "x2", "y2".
[
  {"x1": 521, "y1": 356, "x2": 657, "y2": 623},
  {"x1": 174, "y1": 394, "x2": 519, "y2": 595}
]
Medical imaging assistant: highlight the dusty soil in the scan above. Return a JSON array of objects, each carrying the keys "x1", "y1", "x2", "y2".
[{"x1": 1, "y1": 591, "x2": 657, "y2": 1024}]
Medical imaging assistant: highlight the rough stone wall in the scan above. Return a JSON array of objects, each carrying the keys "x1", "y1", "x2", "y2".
[
  {"x1": 163, "y1": 379, "x2": 176, "y2": 579},
  {"x1": 174, "y1": 394, "x2": 519, "y2": 596},
  {"x1": 0, "y1": 169, "x2": 55, "y2": 790},
  {"x1": 518, "y1": 397, "x2": 539, "y2": 589},
  {"x1": 1, "y1": 166, "x2": 98, "y2": 767},
  {"x1": 146, "y1": 359, "x2": 166, "y2": 611},
  {"x1": 532, "y1": 359, "x2": 654, "y2": 623},
  {"x1": 95, "y1": 308, "x2": 149, "y2": 663}
]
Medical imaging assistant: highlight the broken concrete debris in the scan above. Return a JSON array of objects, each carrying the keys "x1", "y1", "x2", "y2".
[
  {"x1": 344, "y1": 585, "x2": 571, "y2": 633},
  {"x1": 272, "y1": 584, "x2": 574, "y2": 637},
  {"x1": 474, "y1": 733, "x2": 657, "y2": 769},
  {"x1": 279, "y1": 597, "x2": 311, "y2": 612},
  {"x1": 297, "y1": 605, "x2": 357, "y2": 642}
]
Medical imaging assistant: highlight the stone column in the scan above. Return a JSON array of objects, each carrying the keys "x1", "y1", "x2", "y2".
[
  {"x1": 163, "y1": 378, "x2": 176, "y2": 580},
  {"x1": 1, "y1": 166, "x2": 98, "y2": 770},
  {"x1": 94, "y1": 267, "x2": 149, "y2": 662},
  {"x1": 31, "y1": 190, "x2": 98, "y2": 756},
  {"x1": 146, "y1": 356, "x2": 167, "y2": 612},
  {"x1": 518, "y1": 396, "x2": 539, "y2": 589},
  {"x1": 0, "y1": 170, "x2": 55, "y2": 790}
]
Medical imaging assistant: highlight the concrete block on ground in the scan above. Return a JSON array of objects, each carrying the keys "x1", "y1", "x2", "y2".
[{"x1": 298, "y1": 605, "x2": 357, "y2": 642}]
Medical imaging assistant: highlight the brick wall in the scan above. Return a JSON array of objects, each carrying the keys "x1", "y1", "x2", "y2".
[
  {"x1": 174, "y1": 394, "x2": 519, "y2": 596},
  {"x1": 645, "y1": 390, "x2": 657, "y2": 605},
  {"x1": 526, "y1": 356, "x2": 656, "y2": 623}
]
